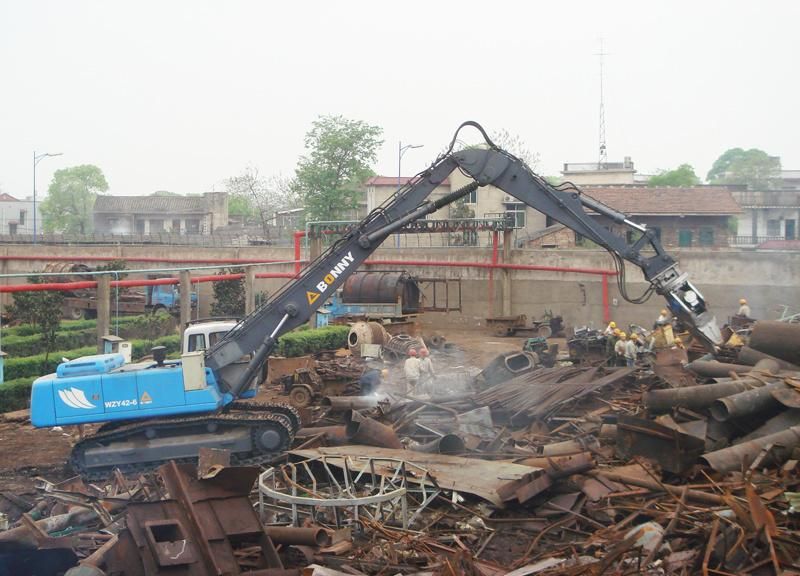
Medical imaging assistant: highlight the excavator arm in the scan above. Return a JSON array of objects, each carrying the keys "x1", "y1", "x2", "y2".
[{"x1": 207, "y1": 122, "x2": 721, "y2": 396}]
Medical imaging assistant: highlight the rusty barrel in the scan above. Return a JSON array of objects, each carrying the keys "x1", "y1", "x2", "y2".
[{"x1": 342, "y1": 271, "x2": 421, "y2": 314}]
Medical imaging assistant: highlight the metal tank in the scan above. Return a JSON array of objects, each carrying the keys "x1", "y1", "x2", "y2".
[{"x1": 342, "y1": 272, "x2": 421, "y2": 314}]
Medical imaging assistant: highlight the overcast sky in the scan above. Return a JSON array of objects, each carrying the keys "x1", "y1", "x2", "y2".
[{"x1": 2, "y1": 0, "x2": 798, "y2": 198}]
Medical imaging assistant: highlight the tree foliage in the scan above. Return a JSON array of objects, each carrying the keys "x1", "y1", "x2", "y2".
[
  {"x1": 225, "y1": 168, "x2": 296, "y2": 237},
  {"x1": 648, "y1": 164, "x2": 701, "y2": 187},
  {"x1": 707, "y1": 148, "x2": 781, "y2": 190},
  {"x1": 491, "y1": 129, "x2": 540, "y2": 170},
  {"x1": 210, "y1": 268, "x2": 245, "y2": 317},
  {"x1": 294, "y1": 115, "x2": 383, "y2": 222},
  {"x1": 7, "y1": 276, "x2": 64, "y2": 363},
  {"x1": 41, "y1": 165, "x2": 108, "y2": 234}
]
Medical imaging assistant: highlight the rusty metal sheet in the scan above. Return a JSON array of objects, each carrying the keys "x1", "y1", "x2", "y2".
[
  {"x1": 290, "y1": 446, "x2": 544, "y2": 507},
  {"x1": 616, "y1": 415, "x2": 705, "y2": 474},
  {"x1": 652, "y1": 348, "x2": 695, "y2": 388}
]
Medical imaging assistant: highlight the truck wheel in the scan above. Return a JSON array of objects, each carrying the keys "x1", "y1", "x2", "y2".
[
  {"x1": 68, "y1": 308, "x2": 84, "y2": 320},
  {"x1": 151, "y1": 305, "x2": 166, "y2": 315},
  {"x1": 289, "y1": 386, "x2": 313, "y2": 408}
]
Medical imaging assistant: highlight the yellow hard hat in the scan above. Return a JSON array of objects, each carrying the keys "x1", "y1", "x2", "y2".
[
  {"x1": 619, "y1": 332, "x2": 627, "y2": 339},
  {"x1": 381, "y1": 369, "x2": 389, "y2": 378},
  {"x1": 674, "y1": 337, "x2": 682, "y2": 344},
  {"x1": 739, "y1": 298, "x2": 747, "y2": 305},
  {"x1": 660, "y1": 309, "x2": 668, "y2": 316},
  {"x1": 614, "y1": 329, "x2": 621, "y2": 336},
  {"x1": 631, "y1": 333, "x2": 639, "y2": 340},
  {"x1": 609, "y1": 321, "x2": 617, "y2": 328}
]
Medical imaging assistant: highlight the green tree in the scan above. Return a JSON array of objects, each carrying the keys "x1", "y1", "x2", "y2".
[
  {"x1": 707, "y1": 148, "x2": 781, "y2": 189},
  {"x1": 211, "y1": 268, "x2": 245, "y2": 317},
  {"x1": 228, "y1": 195, "x2": 255, "y2": 218},
  {"x1": 7, "y1": 276, "x2": 63, "y2": 364},
  {"x1": 648, "y1": 164, "x2": 701, "y2": 187},
  {"x1": 41, "y1": 165, "x2": 108, "y2": 234},
  {"x1": 293, "y1": 115, "x2": 383, "y2": 222}
]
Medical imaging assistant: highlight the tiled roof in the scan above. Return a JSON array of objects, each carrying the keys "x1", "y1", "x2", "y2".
[
  {"x1": 0, "y1": 193, "x2": 19, "y2": 201},
  {"x1": 94, "y1": 195, "x2": 209, "y2": 214},
  {"x1": 580, "y1": 186, "x2": 742, "y2": 216},
  {"x1": 366, "y1": 176, "x2": 450, "y2": 187}
]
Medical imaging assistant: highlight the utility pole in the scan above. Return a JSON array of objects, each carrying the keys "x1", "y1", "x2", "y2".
[{"x1": 33, "y1": 151, "x2": 63, "y2": 243}]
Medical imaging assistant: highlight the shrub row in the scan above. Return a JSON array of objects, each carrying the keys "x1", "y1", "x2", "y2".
[
  {"x1": 0, "y1": 377, "x2": 36, "y2": 413},
  {"x1": 275, "y1": 325, "x2": 350, "y2": 357},
  {"x1": 4, "y1": 335, "x2": 182, "y2": 381},
  {"x1": 4, "y1": 314, "x2": 155, "y2": 338},
  {"x1": 2, "y1": 328, "x2": 97, "y2": 358}
]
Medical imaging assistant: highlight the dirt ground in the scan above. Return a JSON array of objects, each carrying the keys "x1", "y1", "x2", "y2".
[{"x1": 0, "y1": 323, "x2": 534, "y2": 496}]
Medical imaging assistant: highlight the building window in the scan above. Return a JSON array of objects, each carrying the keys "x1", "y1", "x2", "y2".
[
  {"x1": 186, "y1": 219, "x2": 200, "y2": 234},
  {"x1": 505, "y1": 203, "x2": 526, "y2": 229},
  {"x1": 19, "y1": 210, "x2": 26, "y2": 226},
  {"x1": 150, "y1": 219, "x2": 164, "y2": 233},
  {"x1": 699, "y1": 228, "x2": 714, "y2": 246},
  {"x1": 8, "y1": 222, "x2": 17, "y2": 235},
  {"x1": 678, "y1": 229, "x2": 693, "y2": 247},
  {"x1": 135, "y1": 220, "x2": 145, "y2": 235},
  {"x1": 172, "y1": 219, "x2": 181, "y2": 234},
  {"x1": 786, "y1": 219, "x2": 796, "y2": 240},
  {"x1": 767, "y1": 219, "x2": 781, "y2": 237},
  {"x1": 466, "y1": 189, "x2": 477, "y2": 204}
]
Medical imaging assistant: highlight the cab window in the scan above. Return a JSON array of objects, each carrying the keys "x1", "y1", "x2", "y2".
[{"x1": 187, "y1": 334, "x2": 206, "y2": 352}]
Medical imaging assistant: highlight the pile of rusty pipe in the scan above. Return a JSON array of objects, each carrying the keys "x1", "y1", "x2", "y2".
[
  {"x1": 749, "y1": 321, "x2": 800, "y2": 366},
  {"x1": 736, "y1": 409, "x2": 800, "y2": 444},
  {"x1": 709, "y1": 381, "x2": 784, "y2": 421},
  {"x1": 540, "y1": 437, "x2": 599, "y2": 457},
  {"x1": 738, "y1": 346, "x2": 800, "y2": 372},
  {"x1": 590, "y1": 471, "x2": 725, "y2": 505},
  {"x1": 644, "y1": 380, "x2": 756, "y2": 411},
  {"x1": 321, "y1": 396, "x2": 387, "y2": 411},
  {"x1": 345, "y1": 415, "x2": 403, "y2": 449},
  {"x1": 410, "y1": 434, "x2": 465, "y2": 455},
  {"x1": 295, "y1": 426, "x2": 348, "y2": 445},
  {"x1": 266, "y1": 526, "x2": 331, "y2": 547},
  {"x1": 701, "y1": 425, "x2": 800, "y2": 472}
]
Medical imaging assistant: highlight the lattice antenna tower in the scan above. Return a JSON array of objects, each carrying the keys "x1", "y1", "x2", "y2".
[{"x1": 595, "y1": 39, "x2": 609, "y2": 167}]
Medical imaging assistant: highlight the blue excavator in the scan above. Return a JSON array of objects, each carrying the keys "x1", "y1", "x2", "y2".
[{"x1": 30, "y1": 122, "x2": 723, "y2": 479}]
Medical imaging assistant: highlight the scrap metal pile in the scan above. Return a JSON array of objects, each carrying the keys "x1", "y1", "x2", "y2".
[{"x1": 4, "y1": 320, "x2": 800, "y2": 575}]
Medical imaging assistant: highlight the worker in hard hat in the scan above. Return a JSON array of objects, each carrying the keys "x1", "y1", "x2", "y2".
[
  {"x1": 603, "y1": 321, "x2": 617, "y2": 336},
  {"x1": 605, "y1": 327, "x2": 619, "y2": 364},
  {"x1": 419, "y1": 348, "x2": 435, "y2": 394},
  {"x1": 656, "y1": 309, "x2": 671, "y2": 325},
  {"x1": 737, "y1": 298, "x2": 751, "y2": 318},
  {"x1": 674, "y1": 336, "x2": 685, "y2": 350},
  {"x1": 624, "y1": 333, "x2": 637, "y2": 367},
  {"x1": 614, "y1": 332, "x2": 627, "y2": 366},
  {"x1": 403, "y1": 349, "x2": 422, "y2": 394}
]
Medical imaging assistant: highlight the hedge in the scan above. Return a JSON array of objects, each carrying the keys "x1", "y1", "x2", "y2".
[
  {"x1": 4, "y1": 335, "x2": 182, "y2": 381},
  {"x1": 275, "y1": 325, "x2": 350, "y2": 357},
  {"x1": 2, "y1": 328, "x2": 97, "y2": 358},
  {"x1": 3, "y1": 314, "x2": 156, "y2": 338},
  {"x1": 0, "y1": 377, "x2": 36, "y2": 413}
]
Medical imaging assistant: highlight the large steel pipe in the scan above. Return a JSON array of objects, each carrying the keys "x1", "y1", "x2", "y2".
[
  {"x1": 321, "y1": 396, "x2": 388, "y2": 411},
  {"x1": 709, "y1": 381, "x2": 783, "y2": 421},
  {"x1": 345, "y1": 416, "x2": 403, "y2": 449},
  {"x1": 738, "y1": 346, "x2": 800, "y2": 371},
  {"x1": 749, "y1": 321, "x2": 800, "y2": 366},
  {"x1": 701, "y1": 426, "x2": 800, "y2": 472},
  {"x1": 686, "y1": 360, "x2": 753, "y2": 378},
  {"x1": 295, "y1": 426, "x2": 348, "y2": 445},
  {"x1": 265, "y1": 526, "x2": 331, "y2": 547},
  {"x1": 410, "y1": 434, "x2": 465, "y2": 455},
  {"x1": 644, "y1": 380, "x2": 753, "y2": 411}
]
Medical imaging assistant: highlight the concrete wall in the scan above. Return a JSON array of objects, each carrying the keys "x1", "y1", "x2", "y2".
[{"x1": 1, "y1": 243, "x2": 798, "y2": 333}]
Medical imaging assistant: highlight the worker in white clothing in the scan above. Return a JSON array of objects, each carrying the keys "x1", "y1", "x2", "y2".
[
  {"x1": 403, "y1": 349, "x2": 422, "y2": 393},
  {"x1": 624, "y1": 334, "x2": 638, "y2": 367},
  {"x1": 419, "y1": 349, "x2": 435, "y2": 393},
  {"x1": 738, "y1": 298, "x2": 751, "y2": 318},
  {"x1": 603, "y1": 321, "x2": 617, "y2": 336}
]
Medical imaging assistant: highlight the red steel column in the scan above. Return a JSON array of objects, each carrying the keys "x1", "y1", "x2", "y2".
[{"x1": 602, "y1": 273, "x2": 610, "y2": 323}]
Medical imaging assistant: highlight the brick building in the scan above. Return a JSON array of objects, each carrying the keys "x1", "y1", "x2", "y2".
[
  {"x1": 94, "y1": 192, "x2": 228, "y2": 235},
  {"x1": 524, "y1": 186, "x2": 742, "y2": 249}
]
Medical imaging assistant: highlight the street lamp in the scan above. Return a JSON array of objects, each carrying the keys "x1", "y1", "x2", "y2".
[
  {"x1": 33, "y1": 151, "x2": 63, "y2": 244},
  {"x1": 397, "y1": 141, "x2": 423, "y2": 247}
]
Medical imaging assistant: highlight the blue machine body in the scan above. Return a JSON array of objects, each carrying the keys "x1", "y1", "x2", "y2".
[{"x1": 31, "y1": 353, "x2": 228, "y2": 428}]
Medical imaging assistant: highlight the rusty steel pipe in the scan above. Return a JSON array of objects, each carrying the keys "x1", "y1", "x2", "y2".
[
  {"x1": 708, "y1": 381, "x2": 783, "y2": 421},
  {"x1": 265, "y1": 526, "x2": 331, "y2": 547},
  {"x1": 749, "y1": 321, "x2": 800, "y2": 366},
  {"x1": 739, "y1": 345, "x2": 800, "y2": 372},
  {"x1": 517, "y1": 452, "x2": 596, "y2": 478},
  {"x1": 644, "y1": 380, "x2": 756, "y2": 411},
  {"x1": 321, "y1": 396, "x2": 387, "y2": 411},
  {"x1": 701, "y1": 425, "x2": 800, "y2": 473},
  {"x1": 736, "y1": 409, "x2": 800, "y2": 444},
  {"x1": 410, "y1": 434, "x2": 465, "y2": 455},
  {"x1": 686, "y1": 360, "x2": 753, "y2": 378},
  {"x1": 345, "y1": 415, "x2": 403, "y2": 449},
  {"x1": 295, "y1": 426, "x2": 348, "y2": 445}
]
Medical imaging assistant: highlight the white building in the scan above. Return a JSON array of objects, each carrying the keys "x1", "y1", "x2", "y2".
[{"x1": 0, "y1": 193, "x2": 38, "y2": 236}]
